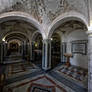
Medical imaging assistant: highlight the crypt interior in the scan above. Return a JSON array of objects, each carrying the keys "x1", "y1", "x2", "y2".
[{"x1": 0, "y1": 0, "x2": 92, "y2": 92}]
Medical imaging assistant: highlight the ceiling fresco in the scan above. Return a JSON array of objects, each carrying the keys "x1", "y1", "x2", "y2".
[
  {"x1": 0, "y1": 20, "x2": 37, "y2": 41},
  {"x1": 0, "y1": 0, "x2": 88, "y2": 25},
  {"x1": 55, "y1": 20, "x2": 87, "y2": 35}
]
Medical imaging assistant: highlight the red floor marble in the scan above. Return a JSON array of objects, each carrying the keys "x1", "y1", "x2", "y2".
[
  {"x1": 5, "y1": 62, "x2": 39, "y2": 79},
  {"x1": 4, "y1": 74, "x2": 74, "y2": 92}
]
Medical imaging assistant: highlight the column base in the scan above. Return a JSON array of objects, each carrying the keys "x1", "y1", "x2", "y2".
[{"x1": 42, "y1": 67, "x2": 51, "y2": 71}]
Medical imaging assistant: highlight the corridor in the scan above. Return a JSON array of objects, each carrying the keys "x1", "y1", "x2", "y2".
[
  {"x1": 0, "y1": 0, "x2": 92, "y2": 91},
  {"x1": 1, "y1": 60, "x2": 88, "y2": 92}
]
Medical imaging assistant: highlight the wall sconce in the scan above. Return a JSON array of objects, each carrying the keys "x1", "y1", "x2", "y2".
[
  {"x1": 51, "y1": 38, "x2": 53, "y2": 41},
  {"x1": 35, "y1": 42, "x2": 38, "y2": 47},
  {"x1": 2, "y1": 38, "x2": 5, "y2": 42}
]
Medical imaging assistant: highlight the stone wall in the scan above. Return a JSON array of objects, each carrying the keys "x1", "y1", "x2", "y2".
[{"x1": 62, "y1": 29, "x2": 88, "y2": 69}]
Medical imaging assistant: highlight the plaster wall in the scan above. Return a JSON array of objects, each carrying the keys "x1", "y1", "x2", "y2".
[{"x1": 62, "y1": 30, "x2": 88, "y2": 69}]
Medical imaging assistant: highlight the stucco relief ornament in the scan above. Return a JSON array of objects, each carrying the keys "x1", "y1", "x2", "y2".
[
  {"x1": 0, "y1": 0, "x2": 88, "y2": 25},
  {"x1": 47, "y1": 0, "x2": 71, "y2": 23}
]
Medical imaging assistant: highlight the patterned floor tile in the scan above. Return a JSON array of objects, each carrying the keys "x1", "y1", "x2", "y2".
[
  {"x1": 5, "y1": 62, "x2": 40, "y2": 79},
  {"x1": 4, "y1": 74, "x2": 75, "y2": 92},
  {"x1": 3, "y1": 63, "x2": 88, "y2": 92},
  {"x1": 53, "y1": 64, "x2": 88, "y2": 88}
]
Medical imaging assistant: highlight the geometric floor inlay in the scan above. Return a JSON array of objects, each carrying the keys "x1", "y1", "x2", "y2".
[
  {"x1": 5, "y1": 62, "x2": 39, "y2": 79},
  {"x1": 54, "y1": 65, "x2": 88, "y2": 88},
  {"x1": 28, "y1": 83, "x2": 55, "y2": 92},
  {"x1": 4, "y1": 75, "x2": 72, "y2": 92},
  {"x1": 3, "y1": 63, "x2": 88, "y2": 92}
]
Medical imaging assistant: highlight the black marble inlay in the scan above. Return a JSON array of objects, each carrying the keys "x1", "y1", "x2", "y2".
[
  {"x1": 47, "y1": 43, "x2": 50, "y2": 66},
  {"x1": 43, "y1": 43, "x2": 45, "y2": 67},
  {"x1": 32, "y1": 87, "x2": 50, "y2": 92}
]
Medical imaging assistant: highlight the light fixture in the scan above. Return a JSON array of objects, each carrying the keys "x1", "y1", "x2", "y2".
[
  {"x1": 2, "y1": 38, "x2": 5, "y2": 42},
  {"x1": 5, "y1": 41, "x2": 7, "y2": 43},
  {"x1": 51, "y1": 38, "x2": 53, "y2": 41},
  {"x1": 35, "y1": 42, "x2": 38, "y2": 47}
]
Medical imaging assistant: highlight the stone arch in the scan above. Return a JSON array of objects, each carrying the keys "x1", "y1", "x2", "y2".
[
  {"x1": 48, "y1": 11, "x2": 89, "y2": 39},
  {"x1": 2, "y1": 31, "x2": 29, "y2": 42},
  {"x1": 31, "y1": 31, "x2": 43, "y2": 42},
  {"x1": 30, "y1": 31, "x2": 43, "y2": 66},
  {"x1": 0, "y1": 11, "x2": 46, "y2": 39},
  {"x1": 8, "y1": 39, "x2": 22, "y2": 46}
]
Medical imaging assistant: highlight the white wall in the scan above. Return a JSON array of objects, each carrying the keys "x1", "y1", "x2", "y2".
[{"x1": 62, "y1": 29, "x2": 88, "y2": 69}]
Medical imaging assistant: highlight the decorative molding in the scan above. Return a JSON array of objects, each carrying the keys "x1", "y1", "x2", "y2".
[
  {"x1": 0, "y1": 0, "x2": 89, "y2": 25},
  {"x1": 71, "y1": 40, "x2": 88, "y2": 55}
]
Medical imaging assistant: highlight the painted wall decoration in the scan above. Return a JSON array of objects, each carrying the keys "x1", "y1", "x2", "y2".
[
  {"x1": 71, "y1": 40, "x2": 88, "y2": 55},
  {"x1": 0, "y1": 0, "x2": 88, "y2": 24}
]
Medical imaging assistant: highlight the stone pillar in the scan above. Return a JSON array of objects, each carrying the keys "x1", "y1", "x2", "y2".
[
  {"x1": 22, "y1": 41, "x2": 26, "y2": 59},
  {"x1": 27, "y1": 42, "x2": 30, "y2": 61},
  {"x1": 87, "y1": 31, "x2": 92, "y2": 92},
  {"x1": 3, "y1": 42, "x2": 7, "y2": 58},
  {"x1": 21, "y1": 42, "x2": 24, "y2": 59},
  {"x1": 0, "y1": 42, "x2": 4, "y2": 63},
  {"x1": 23, "y1": 41, "x2": 27, "y2": 56},
  {"x1": 0, "y1": 43, "x2": 2, "y2": 63},
  {"x1": 42, "y1": 39, "x2": 51, "y2": 70},
  {"x1": 61, "y1": 42, "x2": 67, "y2": 63},
  {"x1": 30, "y1": 41, "x2": 34, "y2": 61}
]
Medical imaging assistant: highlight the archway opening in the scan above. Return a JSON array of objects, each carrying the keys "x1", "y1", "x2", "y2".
[
  {"x1": 51, "y1": 33, "x2": 61, "y2": 68},
  {"x1": 8, "y1": 41, "x2": 19, "y2": 55},
  {"x1": 32, "y1": 33, "x2": 43, "y2": 67},
  {"x1": 49, "y1": 20, "x2": 88, "y2": 88},
  {"x1": 5, "y1": 32, "x2": 28, "y2": 56},
  {"x1": 0, "y1": 19, "x2": 41, "y2": 64}
]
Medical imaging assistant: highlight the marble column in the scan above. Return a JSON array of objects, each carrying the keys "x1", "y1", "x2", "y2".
[
  {"x1": 42, "y1": 39, "x2": 51, "y2": 70},
  {"x1": 3, "y1": 42, "x2": 7, "y2": 58},
  {"x1": 21, "y1": 42, "x2": 24, "y2": 59},
  {"x1": 61, "y1": 42, "x2": 67, "y2": 63},
  {"x1": 30, "y1": 41, "x2": 34, "y2": 61},
  {"x1": 0, "y1": 43, "x2": 2, "y2": 63},
  {"x1": 27, "y1": 42, "x2": 30, "y2": 61},
  {"x1": 0, "y1": 42, "x2": 4, "y2": 63},
  {"x1": 24, "y1": 41, "x2": 27, "y2": 56},
  {"x1": 87, "y1": 31, "x2": 92, "y2": 92},
  {"x1": 22, "y1": 41, "x2": 26, "y2": 59}
]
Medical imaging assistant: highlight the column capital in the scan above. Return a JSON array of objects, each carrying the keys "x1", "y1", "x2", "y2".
[
  {"x1": 87, "y1": 28, "x2": 92, "y2": 37},
  {"x1": 88, "y1": 29, "x2": 92, "y2": 92},
  {"x1": 42, "y1": 39, "x2": 51, "y2": 43},
  {"x1": 87, "y1": 31, "x2": 92, "y2": 34}
]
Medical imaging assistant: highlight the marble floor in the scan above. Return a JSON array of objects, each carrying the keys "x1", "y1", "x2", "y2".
[
  {"x1": 5, "y1": 62, "x2": 40, "y2": 79},
  {"x1": 53, "y1": 64, "x2": 88, "y2": 88},
  {"x1": 2, "y1": 61, "x2": 88, "y2": 92}
]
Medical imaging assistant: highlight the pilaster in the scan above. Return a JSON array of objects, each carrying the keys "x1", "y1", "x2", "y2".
[
  {"x1": 87, "y1": 30, "x2": 92, "y2": 92},
  {"x1": 42, "y1": 39, "x2": 51, "y2": 70}
]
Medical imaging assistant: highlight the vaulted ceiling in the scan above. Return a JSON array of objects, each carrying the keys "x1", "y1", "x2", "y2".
[
  {"x1": 0, "y1": 0, "x2": 89, "y2": 25},
  {"x1": 0, "y1": 20, "x2": 37, "y2": 32},
  {"x1": 0, "y1": 19, "x2": 37, "y2": 41},
  {"x1": 57, "y1": 20, "x2": 87, "y2": 31},
  {"x1": 0, "y1": 0, "x2": 89, "y2": 42},
  {"x1": 5, "y1": 33, "x2": 29, "y2": 42},
  {"x1": 1, "y1": 19, "x2": 36, "y2": 31}
]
